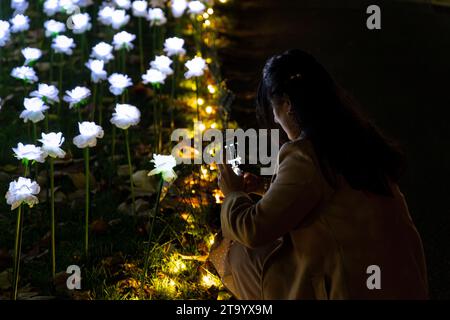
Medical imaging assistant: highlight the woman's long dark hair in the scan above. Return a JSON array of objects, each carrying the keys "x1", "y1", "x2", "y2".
[{"x1": 257, "y1": 49, "x2": 406, "y2": 197}]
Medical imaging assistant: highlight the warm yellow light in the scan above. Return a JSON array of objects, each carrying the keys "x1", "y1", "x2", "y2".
[
  {"x1": 203, "y1": 13, "x2": 209, "y2": 19},
  {"x1": 168, "y1": 255, "x2": 187, "y2": 274},
  {"x1": 219, "y1": 0, "x2": 228, "y2": 3},
  {"x1": 204, "y1": 20, "x2": 211, "y2": 27},
  {"x1": 198, "y1": 123, "x2": 206, "y2": 131},
  {"x1": 207, "y1": 84, "x2": 216, "y2": 94},
  {"x1": 205, "y1": 106, "x2": 213, "y2": 114},
  {"x1": 206, "y1": 58, "x2": 212, "y2": 64},
  {"x1": 211, "y1": 123, "x2": 217, "y2": 129},
  {"x1": 201, "y1": 272, "x2": 221, "y2": 288},
  {"x1": 207, "y1": 8, "x2": 214, "y2": 15},
  {"x1": 197, "y1": 98, "x2": 205, "y2": 106}
]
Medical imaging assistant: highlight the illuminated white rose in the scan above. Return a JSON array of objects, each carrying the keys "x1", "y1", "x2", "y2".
[
  {"x1": 0, "y1": 22, "x2": 11, "y2": 47},
  {"x1": 21, "y1": 47, "x2": 42, "y2": 65},
  {"x1": 11, "y1": 0, "x2": 29, "y2": 15},
  {"x1": 113, "y1": 31, "x2": 136, "y2": 51},
  {"x1": 150, "y1": 55, "x2": 173, "y2": 76},
  {"x1": 13, "y1": 143, "x2": 47, "y2": 163},
  {"x1": 30, "y1": 83, "x2": 59, "y2": 104},
  {"x1": 110, "y1": 104, "x2": 141, "y2": 130},
  {"x1": 108, "y1": 73, "x2": 133, "y2": 96},
  {"x1": 142, "y1": 68, "x2": 166, "y2": 85},
  {"x1": 10, "y1": 14, "x2": 30, "y2": 33},
  {"x1": 132, "y1": 1, "x2": 148, "y2": 17},
  {"x1": 90, "y1": 42, "x2": 114, "y2": 62},
  {"x1": 43, "y1": 0, "x2": 59, "y2": 16},
  {"x1": 114, "y1": 0, "x2": 131, "y2": 9},
  {"x1": 85, "y1": 59, "x2": 107, "y2": 83},
  {"x1": 148, "y1": 154, "x2": 177, "y2": 182},
  {"x1": 188, "y1": 1, "x2": 205, "y2": 14},
  {"x1": 70, "y1": 12, "x2": 92, "y2": 34},
  {"x1": 147, "y1": 8, "x2": 166, "y2": 26},
  {"x1": 111, "y1": 9, "x2": 130, "y2": 30},
  {"x1": 59, "y1": 0, "x2": 77, "y2": 14},
  {"x1": 5, "y1": 177, "x2": 41, "y2": 210},
  {"x1": 73, "y1": 121, "x2": 104, "y2": 148},
  {"x1": 184, "y1": 56, "x2": 207, "y2": 79},
  {"x1": 39, "y1": 132, "x2": 66, "y2": 158},
  {"x1": 64, "y1": 86, "x2": 91, "y2": 108},
  {"x1": 11, "y1": 66, "x2": 38, "y2": 83},
  {"x1": 44, "y1": 19, "x2": 66, "y2": 38},
  {"x1": 20, "y1": 97, "x2": 49, "y2": 123},
  {"x1": 171, "y1": 0, "x2": 187, "y2": 18},
  {"x1": 98, "y1": 5, "x2": 115, "y2": 26},
  {"x1": 52, "y1": 35, "x2": 76, "y2": 55},
  {"x1": 163, "y1": 37, "x2": 186, "y2": 56}
]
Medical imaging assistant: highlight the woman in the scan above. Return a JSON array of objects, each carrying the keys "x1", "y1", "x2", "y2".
[{"x1": 211, "y1": 49, "x2": 428, "y2": 300}]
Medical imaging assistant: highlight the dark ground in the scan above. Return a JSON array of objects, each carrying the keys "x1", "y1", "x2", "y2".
[{"x1": 218, "y1": 0, "x2": 450, "y2": 299}]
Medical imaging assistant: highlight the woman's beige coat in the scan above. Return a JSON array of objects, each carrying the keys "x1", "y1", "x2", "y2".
[{"x1": 216, "y1": 137, "x2": 428, "y2": 299}]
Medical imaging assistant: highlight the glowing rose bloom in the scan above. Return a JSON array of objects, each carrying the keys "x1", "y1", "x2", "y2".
[
  {"x1": 150, "y1": 55, "x2": 173, "y2": 76},
  {"x1": 64, "y1": 87, "x2": 91, "y2": 109},
  {"x1": 85, "y1": 59, "x2": 107, "y2": 83},
  {"x1": 44, "y1": 19, "x2": 66, "y2": 38},
  {"x1": 163, "y1": 37, "x2": 185, "y2": 57},
  {"x1": 52, "y1": 35, "x2": 76, "y2": 55},
  {"x1": 5, "y1": 177, "x2": 41, "y2": 210},
  {"x1": 111, "y1": 9, "x2": 130, "y2": 30},
  {"x1": 90, "y1": 42, "x2": 114, "y2": 62},
  {"x1": 171, "y1": 0, "x2": 187, "y2": 18},
  {"x1": 147, "y1": 8, "x2": 166, "y2": 26},
  {"x1": 115, "y1": 0, "x2": 131, "y2": 9},
  {"x1": 110, "y1": 104, "x2": 141, "y2": 130},
  {"x1": 98, "y1": 5, "x2": 115, "y2": 26},
  {"x1": 132, "y1": 1, "x2": 148, "y2": 17},
  {"x1": 113, "y1": 31, "x2": 136, "y2": 51},
  {"x1": 59, "y1": 0, "x2": 77, "y2": 14},
  {"x1": 13, "y1": 143, "x2": 47, "y2": 163},
  {"x1": 73, "y1": 121, "x2": 104, "y2": 148},
  {"x1": 188, "y1": 1, "x2": 205, "y2": 14},
  {"x1": 184, "y1": 56, "x2": 207, "y2": 79},
  {"x1": 43, "y1": 0, "x2": 59, "y2": 16},
  {"x1": 11, "y1": 0, "x2": 29, "y2": 15},
  {"x1": 0, "y1": 21, "x2": 11, "y2": 47},
  {"x1": 108, "y1": 73, "x2": 132, "y2": 96},
  {"x1": 21, "y1": 47, "x2": 42, "y2": 65},
  {"x1": 10, "y1": 14, "x2": 30, "y2": 33},
  {"x1": 70, "y1": 12, "x2": 92, "y2": 34},
  {"x1": 30, "y1": 83, "x2": 60, "y2": 104},
  {"x1": 11, "y1": 66, "x2": 38, "y2": 83},
  {"x1": 142, "y1": 68, "x2": 166, "y2": 85},
  {"x1": 148, "y1": 154, "x2": 177, "y2": 182},
  {"x1": 20, "y1": 97, "x2": 50, "y2": 123},
  {"x1": 39, "y1": 132, "x2": 66, "y2": 158}
]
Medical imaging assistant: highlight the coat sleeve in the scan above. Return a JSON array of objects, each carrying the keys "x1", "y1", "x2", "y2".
[{"x1": 220, "y1": 141, "x2": 323, "y2": 249}]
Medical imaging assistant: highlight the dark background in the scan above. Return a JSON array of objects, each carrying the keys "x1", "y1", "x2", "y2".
[{"x1": 218, "y1": 0, "x2": 450, "y2": 299}]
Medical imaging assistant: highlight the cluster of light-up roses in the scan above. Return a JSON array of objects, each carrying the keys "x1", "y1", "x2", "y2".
[{"x1": 3, "y1": 0, "x2": 216, "y2": 208}]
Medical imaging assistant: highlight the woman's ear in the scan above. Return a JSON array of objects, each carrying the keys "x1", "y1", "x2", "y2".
[{"x1": 283, "y1": 96, "x2": 295, "y2": 115}]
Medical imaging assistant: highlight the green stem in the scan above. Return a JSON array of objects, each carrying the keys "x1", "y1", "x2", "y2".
[
  {"x1": 125, "y1": 130, "x2": 135, "y2": 215},
  {"x1": 50, "y1": 42, "x2": 54, "y2": 83},
  {"x1": 11, "y1": 205, "x2": 23, "y2": 300},
  {"x1": 144, "y1": 176, "x2": 164, "y2": 276},
  {"x1": 84, "y1": 148, "x2": 90, "y2": 258},
  {"x1": 98, "y1": 84, "x2": 103, "y2": 126},
  {"x1": 170, "y1": 57, "x2": 179, "y2": 131},
  {"x1": 196, "y1": 77, "x2": 200, "y2": 122},
  {"x1": 121, "y1": 49, "x2": 126, "y2": 74},
  {"x1": 153, "y1": 90, "x2": 158, "y2": 153},
  {"x1": 138, "y1": 17, "x2": 144, "y2": 74},
  {"x1": 50, "y1": 158, "x2": 56, "y2": 281},
  {"x1": 33, "y1": 123, "x2": 39, "y2": 179},
  {"x1": 91, "y1": 83, "x2": 97, "y2": 121},
  {"x1": 58, "y1": 54, "x2": 63, "y2": 118}
]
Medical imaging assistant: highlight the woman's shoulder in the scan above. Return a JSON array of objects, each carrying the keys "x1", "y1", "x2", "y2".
[{"x1": 278, "y1": 136, "x2": 316, "y2": 164}]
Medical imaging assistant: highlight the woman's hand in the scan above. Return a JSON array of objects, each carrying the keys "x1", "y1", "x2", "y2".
[
  {"x1": 243, "y1": 172, "x2": 266, "y2": 196},
  {"x1": 218, "y1": 163, "x2": 245, "y2": 197}
]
